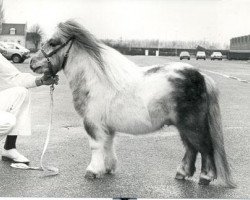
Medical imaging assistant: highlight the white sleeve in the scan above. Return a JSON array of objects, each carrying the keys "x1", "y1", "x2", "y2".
[{"x1": 0, "y1": 54, "x2": 37, "y2": 88}]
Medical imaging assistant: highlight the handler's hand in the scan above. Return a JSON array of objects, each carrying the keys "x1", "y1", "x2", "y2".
[{"x1": 35, "y1": 71, "x2": 59, "y2": 86}]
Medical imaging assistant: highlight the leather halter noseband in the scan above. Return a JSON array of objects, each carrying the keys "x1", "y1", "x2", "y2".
[{"x1": 41, "y1": 37, "x2": 74, "y2": 77}]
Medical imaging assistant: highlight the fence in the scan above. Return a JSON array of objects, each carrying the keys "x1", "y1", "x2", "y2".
[{"x1": 109, "y1": 46, "x2": 229, "y2": 57}]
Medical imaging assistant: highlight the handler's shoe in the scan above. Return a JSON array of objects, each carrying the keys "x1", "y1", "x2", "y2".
[{"x1": 2, "y1": 149, "x2": 30, "y2": 165}]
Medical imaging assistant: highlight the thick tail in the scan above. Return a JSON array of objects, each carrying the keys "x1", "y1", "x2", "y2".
[{"x1": 204, "y1": 75, "x2": 236, "y2": 188}]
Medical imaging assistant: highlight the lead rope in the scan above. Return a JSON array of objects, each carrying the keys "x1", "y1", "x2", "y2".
[
  {"x1": 11, "y1": 85, "x2": 59, "y2": 176},
  {"x1": 39, "y1": 84, "x2": 59, "y2": 175}
]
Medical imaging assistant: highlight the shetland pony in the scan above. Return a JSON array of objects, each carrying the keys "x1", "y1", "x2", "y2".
[{"x1": 30, "y1": 20, "x2": 235, "y2": 187}]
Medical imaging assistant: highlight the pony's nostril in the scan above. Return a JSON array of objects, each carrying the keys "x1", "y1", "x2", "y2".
[{"x1": 30, "y1": 59, "x2": 35, "y2": 70}]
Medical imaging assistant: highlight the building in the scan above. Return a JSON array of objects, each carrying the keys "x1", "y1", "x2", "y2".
[
  {"x1": 228, "y1": 34, "x2": 250, "y2": 60},
  {"x1": 0, "y1": 23, "x2": 27, "y2": 46},
  {"x1": 230, "y1": 34, "x2": 250, "y2": 50}
]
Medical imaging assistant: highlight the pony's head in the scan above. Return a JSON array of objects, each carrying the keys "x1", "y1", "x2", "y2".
[{"x1": 30, "y1": 19, "x2": 104, "y2": 75}]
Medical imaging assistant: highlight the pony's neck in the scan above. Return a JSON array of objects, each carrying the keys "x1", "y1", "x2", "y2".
[
  {"x1": 99, "y1": 44, "x2": 143, "y2": 89},
  {"x1": 64, "y1": 44, "x2": 143, "y2": 92},
  {"x1": 64, "y1": 47, "x2": 106, "y2": 92}
]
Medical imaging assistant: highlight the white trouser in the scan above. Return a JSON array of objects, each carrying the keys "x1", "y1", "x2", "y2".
[{"x1": 0, "y1": 87, "x2": 31, "y2": 137}]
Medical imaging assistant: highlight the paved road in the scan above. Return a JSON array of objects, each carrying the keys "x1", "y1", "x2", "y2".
[{"x1": 0, "y1": 56, "x2": 249, "y2": 198}]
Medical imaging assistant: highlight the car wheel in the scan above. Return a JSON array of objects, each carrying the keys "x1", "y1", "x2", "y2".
[
  {"x1": 12, "y1": 54, "x2": 22, "y2": 63},
  {"x1": 19, "y1": 58, "x2": 25, "y2": 63},
  {"x1": 188, "y1": 58, "x2": 190, "y2": 60}
]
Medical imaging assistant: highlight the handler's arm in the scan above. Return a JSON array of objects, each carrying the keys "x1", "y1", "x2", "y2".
[
  {"x1": 0, "y1": 54, "x2": 58, "y2": 88},
  {"x1": 0, "y1": 54, "x2": 37, "y2": 88}
]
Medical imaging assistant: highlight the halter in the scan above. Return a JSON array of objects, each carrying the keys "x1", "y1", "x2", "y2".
[{"x1": 41, "y1": 37, "x2": 74, "y2": 77}]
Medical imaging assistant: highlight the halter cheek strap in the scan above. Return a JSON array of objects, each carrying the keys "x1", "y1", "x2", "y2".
[
  {"x1": 41, "y1": 38, "x2": 74, "y2": 77},
  {"x1": 41, "y1": 49, "x2": 55, "y2": 77},
  {"x1": 61, "y1": 38, "x2": 74, "y2": 69}
]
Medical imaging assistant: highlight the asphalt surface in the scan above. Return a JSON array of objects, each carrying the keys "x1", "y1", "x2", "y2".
[{"x1": 0, "y1": 56, "x2": 249, "y2": 198}]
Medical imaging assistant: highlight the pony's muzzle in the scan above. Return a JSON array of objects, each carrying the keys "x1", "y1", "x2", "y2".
[{"x1": 30, "y1": 58, "x2": 42, "y2": 73}]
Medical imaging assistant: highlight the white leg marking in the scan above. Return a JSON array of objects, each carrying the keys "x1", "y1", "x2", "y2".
[
  {"x1": 86, "y1": 137, "x2": 106, "y2": 178},
  {"x1": 104, "y1": 134, "x2": 117, "y2": 173},
  {"x1": 85, "y1": 133, "x2": 117, "y2": 178}
]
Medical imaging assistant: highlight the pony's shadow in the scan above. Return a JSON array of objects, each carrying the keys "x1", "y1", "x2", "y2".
[
  {"x1": 174, "y1": 179, "x2": 230, "y2": 198},
  {"x1": 82, "y1": 173, "x2": 123, "y2": 196}
]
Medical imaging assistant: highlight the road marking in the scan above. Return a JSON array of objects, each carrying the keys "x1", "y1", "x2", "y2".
[
  {"x1": 225, "y1": 126, "x2": 249, "y2": 130},
  {"x1": 202, "y1": 69, "x2": 249, "y2": 84},
  {"x1": 118, "y1": 131, "x2": 178, "y2": 138}
]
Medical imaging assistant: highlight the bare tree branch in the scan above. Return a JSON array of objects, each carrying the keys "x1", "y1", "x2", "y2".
[{"x1": 27, "y1": 24, "x2": 44, "y2": 51}]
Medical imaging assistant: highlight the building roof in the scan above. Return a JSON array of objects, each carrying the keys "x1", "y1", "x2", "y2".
[
  {"x1": 0, "y1": 23, "x2": 26, "y2": 35},
  {"x1": 196, "y1": 45, "x2": 206, "y2": 51},
  {"x1": 230, "y1": 34, "x2": 250, "y2": 41}
]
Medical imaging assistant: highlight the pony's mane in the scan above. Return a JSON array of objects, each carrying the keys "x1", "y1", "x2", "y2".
[
  {"x1": 57, "y1": 20, "x2": 104, "y2": 70},
  {"x1": 57, "y1": 20, "x2": 142, "y2": 90}
]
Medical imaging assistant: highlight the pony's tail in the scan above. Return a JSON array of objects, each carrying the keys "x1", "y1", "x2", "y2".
[{"x1": 205, "y1": 75, "x2": 236, "y2": 188}]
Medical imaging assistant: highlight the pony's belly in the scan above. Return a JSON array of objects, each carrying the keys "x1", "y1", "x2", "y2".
[
  {"x1": 110, "y1": 117, "x2": 159, "y2": 135},
  {"x1": 107, "y1": 97, "x2": 172, "y2": 135},
  {"x1": 109, "y1": 113, "x2": 170, "y2": 135},
  {"x1": 107, "y1": 79, "x2": 176, "y2": 135},
  {"x1": 108, "y1": 94, "x2": 156, "y2": 135}
]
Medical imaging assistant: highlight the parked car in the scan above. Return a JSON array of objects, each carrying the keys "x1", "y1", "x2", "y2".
[
  {"x1": 0, "y1": 41, "x2": 30, "y2": 63},
  {"x1": 179, "y1": 51, "x2": 190, "y2": 60},
  {"x1": 211, "y1": 51, "x2": 223, "y2": 60},
  {"x1": 196, "y1": 51, "x2": 206, "y2": 60}
]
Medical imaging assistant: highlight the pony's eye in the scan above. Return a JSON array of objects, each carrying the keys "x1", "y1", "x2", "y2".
[
  {"x1": 49, "y1": 42, "x2": 57, "y2": 47},
  {"x1": 48, "y1": 39, "x2": 61, "y2": 47}
]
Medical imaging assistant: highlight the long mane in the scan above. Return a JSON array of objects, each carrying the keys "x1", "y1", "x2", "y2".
[
  {"x1": 57, "y1": 20, "x2": 143, "y2": 90},
  {"x1": 58, "y1": 20, "x2": 104, "y2": 70}
]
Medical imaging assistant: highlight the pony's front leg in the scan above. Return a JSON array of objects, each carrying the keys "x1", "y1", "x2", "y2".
[
  {"x1": 84, "y1": 125, "x2": 117, "y2": 179},
  {"x1": 85, "y1": 136, "x2": 106, "y2": 178},
  {"x1": 104, "y1": 133, "x2": 117, "y2": 174}
]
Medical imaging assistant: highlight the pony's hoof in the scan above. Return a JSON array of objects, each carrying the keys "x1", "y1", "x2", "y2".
[
  {"x1": 199, "y1": 177, "x2": 211, "y2": 185},
  {"x1": 106, "y1": 169, "x2": 113, "y2": 174},
  {"x1": 105, "y1": 158, "x2": 117, "y2": 174},
  {"x1": 85, "y1": 170, "x2": 96, "y2": 179},
  {"x1": 105, "y1": 164, "x2": 116, "y2": 174},
  {"x1": 85, "y1": 170, "x2": 103, "y2": 179},
  {"x1": 199, "y1": 173, "x2": 213, "y2": 185},
  {"x1": 175, "y1": 172, "x2": 186, "y2": 180}
]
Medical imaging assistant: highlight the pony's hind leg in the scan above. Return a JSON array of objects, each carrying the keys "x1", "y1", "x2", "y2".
[
  {"x1": 84, "y1": 120, "x2": 117, "y2": 179},
  {"x1": 170, "y1": 68, "x2": 217, "y2": 185},
  {"x1": 194, "y1": 127, "x2": 217, "y2": 185},
  {"x1": 176, "y1": 127, "x2": 217, "y2": 185},
  {"x1": 199, "y1": 152, "x2": 217, "y2": 185},
  {"x1": 175, "y1": 137, "x2": 198, "y2": 180}
]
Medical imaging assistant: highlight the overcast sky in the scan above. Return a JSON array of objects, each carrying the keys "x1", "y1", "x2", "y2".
[{"x1": 3, "y1": 0, "x2": 250, "y2": 46}]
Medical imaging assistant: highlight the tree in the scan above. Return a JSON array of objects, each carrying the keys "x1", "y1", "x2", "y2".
[
  {"x1": 27, "y1": 24, "x2": 44, "y2": 51},
  {"x1": 0, "y1": 0, "x2": 5, "y2": 24}
]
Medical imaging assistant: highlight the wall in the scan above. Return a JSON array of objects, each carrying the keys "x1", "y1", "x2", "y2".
[
  {"x1": 112, "y1": 46, "x2": 229, "y2": 56},
  {"x1": 230, "y1": 35, "x2": 250, "y2": 50}
]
